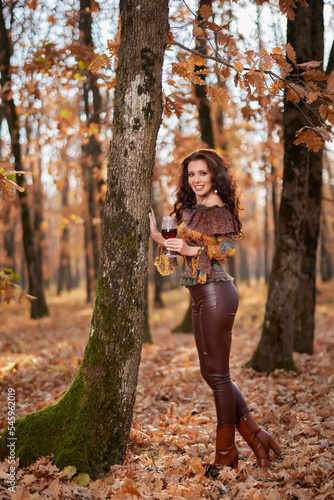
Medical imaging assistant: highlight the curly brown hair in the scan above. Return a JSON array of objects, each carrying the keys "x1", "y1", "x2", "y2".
[{"x1": 170, "y1": 149, "x2": 242, "y2": 236}]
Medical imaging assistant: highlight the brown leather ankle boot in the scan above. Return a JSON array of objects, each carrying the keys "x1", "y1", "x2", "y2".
[
  {"x1": 237, "y1": 412, "x2": 281, "y2": 468},
  {"x1": 214, "y1": 424, "x2": 238, "y2": 468}
]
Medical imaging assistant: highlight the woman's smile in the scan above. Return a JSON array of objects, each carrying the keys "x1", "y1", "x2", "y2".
[{"x1": 188, "y1": 159, "x2": 214, "y2": 202}]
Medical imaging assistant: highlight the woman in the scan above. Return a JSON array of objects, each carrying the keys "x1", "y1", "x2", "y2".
[{"x1": 149, "y1": 149, "x2": 281, "y2": 468}]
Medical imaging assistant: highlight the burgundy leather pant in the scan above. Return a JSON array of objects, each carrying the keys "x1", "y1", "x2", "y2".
[{"x1": 189, "y1": 280, "x2": 249, "y2": 428}]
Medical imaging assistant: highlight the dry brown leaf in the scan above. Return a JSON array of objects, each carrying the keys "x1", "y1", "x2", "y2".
[
  {"x1": 12, "y1": 487, "x2": 31, "y2": 500},
  {"x1": 207, "y1": 86, "x2": 229, "y2": 106},
  {"x1": 233, "y1": 60, "x2": 244, "y2": 72},
  {"x1": 293, "y1": 127, "x2": 325, "y2": 152},
  {"x1": 1, "y1": 284, "x2": 334, "y2": 500},
  {"x1": 279, "y1": 0, "x2": 298, "y2": 20},
  {"x1": 286, "y1": 43, "x2": 296, "y2": 64},
  {"x1": 319, "y1": 104, "x2": 334, "y2": 124},
  {"x1": 199, "y1": 4, "x2": 213, "y2": 21}
]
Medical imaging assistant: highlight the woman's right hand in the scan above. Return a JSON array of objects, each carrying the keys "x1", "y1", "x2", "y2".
[
  {"x1": 149, "y1": 207, "x2": 158, "y2": 237},
  {"x1": 149, "y1": 208, "x2": 165, "y2": 245}
]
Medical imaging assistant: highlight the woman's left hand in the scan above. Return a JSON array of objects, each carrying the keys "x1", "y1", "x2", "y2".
[{"x1": 164, "y1": 238, "x2": 199, "y2": 257}]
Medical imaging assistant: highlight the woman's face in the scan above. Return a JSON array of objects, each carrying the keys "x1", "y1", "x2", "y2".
[{"x1": 187, "y1": 159, "x2": 214, "y2": 198}]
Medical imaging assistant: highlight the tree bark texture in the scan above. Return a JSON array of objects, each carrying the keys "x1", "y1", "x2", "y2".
[
  {"x1": 0, "y1": 0, "x2": 169, "y2": 477},
  {"x1": 0, "y1": 0, "x2": 49, "y2": 319},
  {"x1": 250, "y1": 0, "x2": 323, "y2": 372},
  {"x1": 292, "y1": 0, "x2": 323, "y2": 354}
]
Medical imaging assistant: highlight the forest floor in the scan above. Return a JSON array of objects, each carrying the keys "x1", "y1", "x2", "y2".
[{"x1": 0, "y1": 280, "x2": 333, "y2": 499}]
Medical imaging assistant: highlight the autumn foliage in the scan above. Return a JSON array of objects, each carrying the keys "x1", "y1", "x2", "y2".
[{"x1": 93, "y1": 1, "x2": 334, "y2": 153}]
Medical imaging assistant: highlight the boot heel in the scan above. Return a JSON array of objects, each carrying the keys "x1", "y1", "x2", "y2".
[{"x1": 269, "y1": 437, "x2": 281, "y2": 456}]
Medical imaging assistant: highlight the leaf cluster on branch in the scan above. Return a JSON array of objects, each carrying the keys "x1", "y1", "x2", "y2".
[{"x1": 88, "y1": 0, "x2": 333, "y2": 153}]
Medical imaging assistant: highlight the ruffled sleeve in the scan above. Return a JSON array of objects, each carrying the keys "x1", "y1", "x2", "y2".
[
  {"x1": 195, "y1": 234, "x2": 235, "y2": 278},
  {"x1": 182, "y1": 204, "x2": 239, "y2": 235},
  {"x1": 154, "y1": 245, "x2": 178, "y2": 276}
]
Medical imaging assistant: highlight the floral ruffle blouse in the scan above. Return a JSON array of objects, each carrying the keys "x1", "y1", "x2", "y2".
[{"x1": 154, "y1": 204, "x2": 239, "y2": 286}]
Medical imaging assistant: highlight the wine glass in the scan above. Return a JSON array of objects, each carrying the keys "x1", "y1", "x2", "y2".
[{"x1": 161, "y1": 216, "x2": 177, "y2": 258}]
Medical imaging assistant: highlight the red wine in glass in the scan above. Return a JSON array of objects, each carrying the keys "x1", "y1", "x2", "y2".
[
  {"x1": 161, "y1": 216, "x2": 177, "y2": 258},
  {"x1": 161, "y1": 228, "x2": 177, "y2": 239}
]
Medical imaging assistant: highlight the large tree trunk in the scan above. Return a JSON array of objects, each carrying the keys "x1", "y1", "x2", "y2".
[
  {"x1": 0, "y1": 0, "x2": 169, "y2": 477},
  {"x1": 292, "y1": 0, "x2": 324, "y2": 355},
  {"x1": 0, "y1": 0, "x2": 49, "y2": 319},
  {"x1": 249, "y1": 0, "x2": 323, "y2": 372}
]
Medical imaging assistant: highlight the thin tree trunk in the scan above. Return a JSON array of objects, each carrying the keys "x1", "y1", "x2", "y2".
[
  {"x1": 26, "y1": 100, "x2": 45, "y2": 290},
  {"x1": 153, "y1": 263, "x2": 165, "y2": 308},
  {"x1": 255, "y1": 247, "x2": 262, "y2": 281},
  {"x1": 80, "y1": 0, "x2": 103, "y2": 279},
  {"x1": 320, "y1": 214, "x2": 333, "y2": 282},
  {"x1": 143, "y1": 276, "x2": 153, "y2": 343},
  {"x1": 0, "y1": 0, "x2": 49, "y2": 319},
  {"x1": 174, "y1": 0, "x2": 214, "y2": 335},
  {"x1": 194, "y1": 0, "x2": 214, "y2": 149},
  {"x1": 83, "y1": 217, "x2": 94, "y2": 302},
  {"x1": 264, "y1": 183, "x2": 269, "y2": 283},
  {"x1": 0, "y1": 0, "x2": 169, "y2": 477},
  {"x1": 293, "y1": 0, "x2": 324, "y2": 354},
  {"x1": 151, "y1": 199, "x2": 164, "y2": 308},
  {"x1": 271, "y1": 165, "x2": 279, "y2": 242},
  {"x1": 3, "y1": 203, "x2": 16, "y2": 271},
  {"x1": 249, "y1": 0, "x2": 323, "y2": 372},
  {"x1": 32, "y1": 160, "x2": 45, "y2": 289},
  {"x1": 320, "y1": 153, "x2": 333, "y2": 281},
  {"x1": 239, "y1": 243, "x2": 250, "y2": 286},
  {"x1": 57, "y1": 177, "x2": 72, "y2": 295}
]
